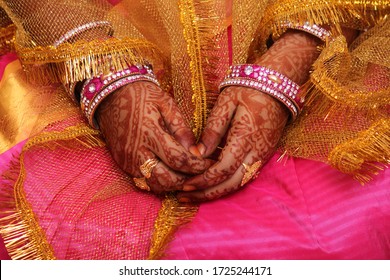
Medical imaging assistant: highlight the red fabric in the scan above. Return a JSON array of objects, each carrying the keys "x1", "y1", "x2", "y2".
[{"x1": 164, "y1": 155, "x2": 390, "y2": 259}]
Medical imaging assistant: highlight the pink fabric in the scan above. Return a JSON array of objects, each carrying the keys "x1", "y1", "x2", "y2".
[
  {"x1": 0, "y1": 236, "x2": 10, "y2": 259},
  {"x1": 0, "y1": 52, "x2": 17, "y2": 77},
  {"x1": 0, "y1": 51, "x2": 161, "y2": 259},
  {"x1": 1, "y1": 138, "x2": 389, "y2": 259},
  {"x1": 22, "y1": 141, "x2": 161, "y2": 259},
  {"x1": 0, "y1": 53, "x2": 21, "y2": 260},
  {"x1": 0, "y1": 141, "x2": 25, "y2": 260},
  {"x1": 164, "y1": 155, "x2": 390, "y2": 259}
]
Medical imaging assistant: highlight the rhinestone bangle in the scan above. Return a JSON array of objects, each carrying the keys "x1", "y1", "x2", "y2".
[
  {"x1": 80, "y1": 65, "x2": 160, "y2": 128},
  {"x1": 53, "y1": 20, "x2": 114, "y2": 47},
  {"x1": 274, "y1": 21, "x2": 332, "y2": 42},
  {"x1": 219, "y1": 64, "x2": 304, "y2": 119}
]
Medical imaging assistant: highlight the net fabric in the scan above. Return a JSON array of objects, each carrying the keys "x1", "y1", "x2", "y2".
[
  {"x1": 0, "y1": 78, "x2": 162, "y2": 259},
  {"x1": 0, "y1": 0, "x2": 165, "y2": 86},
  {"x1": 0, "y1": 7, "x2": 10, "y2": 25},
  {"x1": 22, "y1": 135, "x2": 161, "y2": 259},
  {"x1": 0, "y1": 8, "x2": 14, "y2": 54},
  {"x1": 231, "y1": 0, "x2": 269, "y2": 64},
  {"x1": 279, "y1": 17, "x2": 390, "y2": 181},
  {"x1": 0, "y1": 0, "x2": 229, "y2": 259},
  {"x1": 0, "y1": 0, "x2": 113, "y2": 46},
  {"x1": 247, "y1": 0, "x2": 390, "y2": 59},
  {"x1": 231, "y1": 0, "x2": 389, "y2": 181},
  {"x1": 108, "y1": 0, "x2": 230, "y2": 136},
  {"x1": 0, "y1": 0, "x2": 229, "y2": 134}
]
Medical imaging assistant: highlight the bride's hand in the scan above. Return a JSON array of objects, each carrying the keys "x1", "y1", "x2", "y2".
[
  {"x1": 177, "y1": 86, "x2": 289, "y2": 201},
  {"x1": 177, "y1": 30, "x2": 323, "y2": 202},
  {"x1": 97, "y1": 81, "x2": 211, "y2": 194}
]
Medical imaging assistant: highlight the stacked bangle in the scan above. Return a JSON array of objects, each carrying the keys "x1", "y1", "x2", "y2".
[
  {"x1": 219, "y1": 64, "x2": 304, "y2": 119},
  {"x1": 80, "y1": 64, "x2": 160, "y2": 128}
]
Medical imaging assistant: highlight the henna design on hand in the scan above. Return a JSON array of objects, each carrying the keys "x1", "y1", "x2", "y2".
[
  {"x1": 96, "y1": 81, "x2": 210, "y2": 193},
  {"x1": 255, "y1": 30, "x2": 321, "y2": 85},
  {"x1": 177, "y1": 86, "x2": 289, "y2": 201},
  {"x1": 177, "y1": 30, "x2": 323, "y2": 202}
]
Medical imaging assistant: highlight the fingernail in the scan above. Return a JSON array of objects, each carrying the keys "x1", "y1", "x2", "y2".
[
  {"x1": 189, "y1": 145, "x2": 201, "y2": 157},
  {"x1": 196, "y1": 143, "x2": 206, "y2": 156},
  {"x1": 183, "y1": 185, "x2": 196, "y2": 191},
  {"x1": 178, "y1": 197, "x2": 191, "y2": 203}
]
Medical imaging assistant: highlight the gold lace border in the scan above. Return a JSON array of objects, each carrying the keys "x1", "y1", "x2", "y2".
[
  {"x1": 0, "y1": 125, "x2": 103, "y2": 259},
  {"x1": 16, "y1": 37, "x2": 166, "y2": 84},
  {"x1": 329, "y1": 119, "x2": 390, "y2": 183},
  {"x1": 251, "y1": 1, "x2": 390, "y2": 57}
]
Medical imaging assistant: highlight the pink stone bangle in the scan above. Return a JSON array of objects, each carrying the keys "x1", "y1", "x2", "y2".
[
  {"x1": 219, "y1": 64, "x2": 304, "y2": 119},
  {"x1": 275, "y1": 21, "x2": 332, "y2": 42},
  {"x1": 80, "y1": 65, "x2": 159, "y2": 128},
  {"x1": 54, "y1": 21, "x2": 114, "y2": 47}
]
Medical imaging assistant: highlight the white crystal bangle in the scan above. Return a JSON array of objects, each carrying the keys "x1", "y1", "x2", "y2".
[
  {"x1": 54, "y1": 20, "x2": 114, "y2": 47},
  {"x1": 274, "y1": 21, "x2": 332, "y2": 43}
]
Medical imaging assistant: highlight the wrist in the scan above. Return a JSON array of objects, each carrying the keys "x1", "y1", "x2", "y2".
[
  {"x1": 96, "y1": 81, "x2": 162, "y2": 127},
  {"x1": 220, "y1": 64, "x2": 303, "y2": 119},
  {"x1": 66, "y1": 64, "x2": 159, "y2": 128},
  {"x1": 254, "y1": 30, "x2": 321, "y2": 85}
]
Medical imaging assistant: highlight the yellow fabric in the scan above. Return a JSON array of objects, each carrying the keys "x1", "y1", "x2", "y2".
[
  {"x1": 148, "y1": 194, "x2": 198, "y2": 260},
  {"x1": 0, "y1": 61, "x2": 83, "y2": 153},
  {"x1": 0, "y1": 0, "x2": 389, "y2": 259},
  {"x1": 273, "y1": 9, "x2": 390, "y2": 180},
  {"x1": 0, "y1": 60, "x2": 31, "y2": 152}
]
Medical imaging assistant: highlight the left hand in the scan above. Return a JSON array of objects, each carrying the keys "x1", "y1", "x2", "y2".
[
  {"x1": 176, "y1": 85, "x2": 289, "y2": 202},
  {"x1": 96, "y1": 81, "x2": 211, "y2": 194}
]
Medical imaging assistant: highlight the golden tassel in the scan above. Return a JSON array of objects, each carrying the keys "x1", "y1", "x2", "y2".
[{"x1": 148, "y1": 194, "x2": 198, "y2": 260}]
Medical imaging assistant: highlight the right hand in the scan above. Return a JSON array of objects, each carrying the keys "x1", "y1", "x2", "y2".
[
  {"x1": 176, "y1": 86, "x2": 289, "y2": 202},
  {"x1": 96, "y1": 81, "x2": 211, "y2": 194}
]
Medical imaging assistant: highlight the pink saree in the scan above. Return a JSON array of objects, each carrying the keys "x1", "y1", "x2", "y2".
[{"x1": 165, "y1": 155, "x2": 390, "y2": 259}]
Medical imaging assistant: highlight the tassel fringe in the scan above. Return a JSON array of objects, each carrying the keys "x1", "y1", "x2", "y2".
[
  {"x1": 16, "y1": 37, "x2": 166, "y2": 85},
  {"x1": 148, "y1": 195, "x2": 198, "y2": 260},
  {"x1": 251, "y1": 0, "x2": 389, "y2": 57},
  {"x1": 0, "y1": 153, "x2": 56, "y2": 259},
  {"x1": 0, "y1": 125, "x2": 104, "y2": 259},
  {"x1": 329, "y1": 119, "x2": 390, "y2": 184}
]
